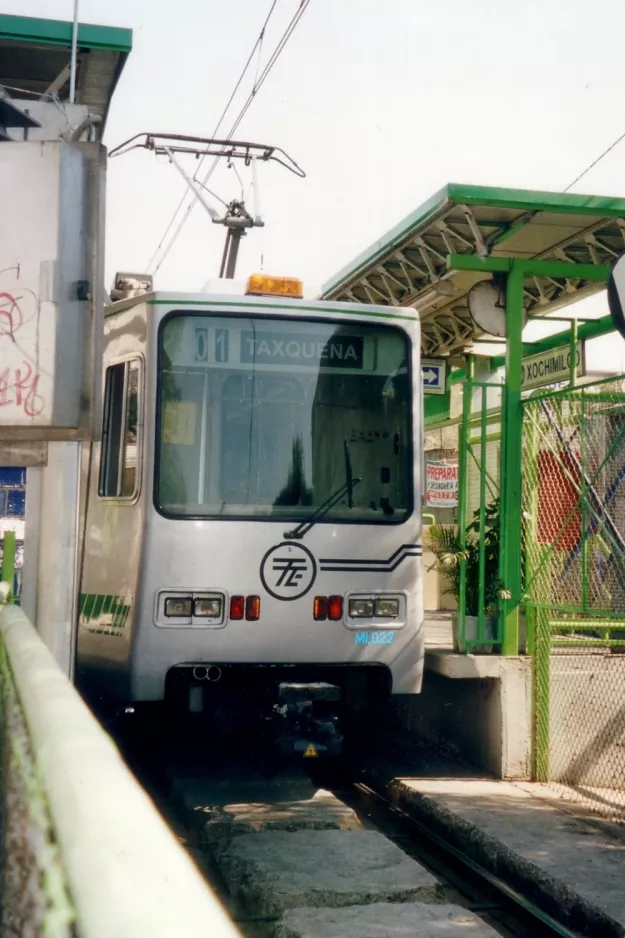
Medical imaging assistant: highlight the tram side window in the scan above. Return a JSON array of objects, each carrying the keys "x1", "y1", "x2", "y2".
[{"x1": 99, "y1": 360, "x2": 141, "y2": 498}]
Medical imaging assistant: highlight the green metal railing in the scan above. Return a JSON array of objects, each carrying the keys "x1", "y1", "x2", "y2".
[
  {"x1": 0, "y1": 589, "x2": 242, "y2": 936},
  {"x1": 0, "y1": 529, "x2": 16, "y2": 603},
  {"x1": 455, "y1": 374, "x2": 504, "y2": 652}
]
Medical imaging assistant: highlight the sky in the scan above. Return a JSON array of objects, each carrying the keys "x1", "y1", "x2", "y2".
[{"x1": 4, "y1": 0, "x2": 625, "y2": 367}]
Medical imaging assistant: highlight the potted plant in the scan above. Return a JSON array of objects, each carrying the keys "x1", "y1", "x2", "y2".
[{"x1": 426, "y1": 499, "x2": 508, "y2": 653}]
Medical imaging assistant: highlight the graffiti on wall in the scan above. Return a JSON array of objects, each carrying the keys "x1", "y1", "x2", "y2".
[{"x1": 0, "y1": 265, "x2": 45, "y2": 419}]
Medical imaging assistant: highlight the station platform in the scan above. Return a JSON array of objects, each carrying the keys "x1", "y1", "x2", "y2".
[
  {"x1": 424, "y1": 612, "x2": 524, "y2": 676},
  {"x1": 394, "y1": 613, "x2": 532, "y2": 780},
  {"x1": 379, "y1": 614, "x2": 625, "y2": 934},
  {"x1": 364, "y1": 748, "x2": 625, "y2": 937}
]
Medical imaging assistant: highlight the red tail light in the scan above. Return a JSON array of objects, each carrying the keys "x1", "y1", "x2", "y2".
[
  {"x1": 230, "y1": 595, "x2": 244, "y2": 620},
  {"x1": 246, "y1": 596, "x2": 261, "y2": 620},
  {"x1": 313, "y1": 596, "x2": 328, "y2": 620},
  {"x1": 327, "y1": 596, "x2": 343, "y2": 620}
]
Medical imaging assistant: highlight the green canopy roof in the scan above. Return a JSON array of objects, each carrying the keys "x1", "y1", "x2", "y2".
[
  {"x1": 321, "y1": 184, "x2": 625, "y2": 356},
  {"x1": 0, "y1": 13, "x2": 132, "y2": 136}
]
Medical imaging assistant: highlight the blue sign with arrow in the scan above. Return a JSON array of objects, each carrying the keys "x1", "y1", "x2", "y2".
[{"x1": 421, "y1": 359, "x2": 446, "y2": 395}]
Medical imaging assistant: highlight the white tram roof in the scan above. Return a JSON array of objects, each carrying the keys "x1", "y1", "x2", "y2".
[{"x1": 103, "y1": 290, "x2": 419, "y2": 325}]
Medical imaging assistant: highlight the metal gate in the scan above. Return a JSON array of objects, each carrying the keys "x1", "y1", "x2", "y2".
[
  {"x1": 522, "y1": 376, "x2": 625, "y2": 821},
  {"x1": 457, "y1": 380, "x2": 503, "y2": 650}
]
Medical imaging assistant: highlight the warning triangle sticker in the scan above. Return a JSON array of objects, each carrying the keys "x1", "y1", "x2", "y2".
[{"x1": 303, "y1": 743, "x2": 318, "y2": 758}]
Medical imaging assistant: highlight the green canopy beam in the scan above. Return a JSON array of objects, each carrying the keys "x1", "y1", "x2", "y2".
[
  {"x1": 322, "y1": 183, "x2": 625, "y2": 358},
  {"x1": 445, "y1": 313, "x2": 615, "y2": 380},
  {"x1": 0, "y1": 13, "x2": 132, "y2": 52},
  {"x1": 489, "y1": 314, "x2": 614, "y2": 369},
  {"x1": 447, "y1": 254, "x2": 611, "y2": 282}
]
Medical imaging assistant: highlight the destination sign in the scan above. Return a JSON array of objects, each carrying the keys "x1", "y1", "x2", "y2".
[
  {"x1": 521, "y1": 342, "x2": 585, "y2": 391},
  {"x1": 240, "y1": 332, "x2": 364, "y2": 369}
]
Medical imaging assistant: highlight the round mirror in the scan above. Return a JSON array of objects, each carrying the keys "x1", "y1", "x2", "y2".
[{"x1": 467, "y1": 279, "x2": 527, "y2": 337}]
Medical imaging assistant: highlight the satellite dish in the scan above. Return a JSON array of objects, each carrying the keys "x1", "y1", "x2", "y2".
[
  {"x1": 607, "y1": 252, "x2": 625, "y2": 340},
  {"x1": 467, "y1": 279, "x2": 528, "y2": 338}
]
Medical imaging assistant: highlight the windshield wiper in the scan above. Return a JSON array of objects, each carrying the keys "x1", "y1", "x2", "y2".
[
  {"x1": 284, "y1": 441, "x2": 361, "y2": 540},
  {"x1": 344, "y1": 439, "x2": 355, "y2": 509}
]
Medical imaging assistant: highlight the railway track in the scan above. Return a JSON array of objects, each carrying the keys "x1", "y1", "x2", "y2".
[
  {"x1": 116, "y1": 717, "x2": 603, "y2": 938},
  {"x1": 332, "y1": 775, "x2": 586, "y2": 938}
]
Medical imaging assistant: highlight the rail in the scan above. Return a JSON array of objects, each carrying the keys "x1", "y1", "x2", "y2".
[{"x1": 0, "y1": 592, "x2": 241, "y2": 936}]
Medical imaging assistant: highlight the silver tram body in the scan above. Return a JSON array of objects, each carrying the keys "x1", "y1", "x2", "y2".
[{"x1": 76, "y1": 287, "x2": 424, "y2": 725}]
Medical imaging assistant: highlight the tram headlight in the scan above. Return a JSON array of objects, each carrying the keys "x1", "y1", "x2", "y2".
[
  {"x1": 349, "y1": 599, "x2": 375, "y2": 618},
  {"x1": 193, "y1": 597, "x2": 223, "y2": 618},
  {"x1": 375, "y1": 598, "x2": 400, "y2": 618},
  {"x1": 347, "y1": 597, "x2": 401, "y2": 619},
  {"x1": 164, "y1": 596, "x2": 193, "y2": 617}
]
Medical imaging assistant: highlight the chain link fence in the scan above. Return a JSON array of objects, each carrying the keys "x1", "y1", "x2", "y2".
[{"x1": 523, "y1": 377, "x2": 625, "y2": 823}]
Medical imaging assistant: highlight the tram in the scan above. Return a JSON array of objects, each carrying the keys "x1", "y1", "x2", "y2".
[{"x1": 76, "y1": 274, "x2": 424, "y2": 754}]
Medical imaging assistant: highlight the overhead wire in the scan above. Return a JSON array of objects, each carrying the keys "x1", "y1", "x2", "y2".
[
  {"x1": 149, "y1": 0, "x2": 311, "y2": 276},
  {"x1": 564, "y1": 128, "x2": 625, "y2": 192},
  {"x1": 146, "y1": 0, "x2": 279, "y2": 272},
  {"x1": 151, "y1": 0, "x2": 310, "y2": 275}
]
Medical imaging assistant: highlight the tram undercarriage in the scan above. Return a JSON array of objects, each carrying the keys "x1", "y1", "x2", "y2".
[{"x1": 160, "y1": 662, "x2": 392, "y2": 761}]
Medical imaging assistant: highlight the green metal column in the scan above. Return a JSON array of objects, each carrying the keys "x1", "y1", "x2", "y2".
[
  {"x1": 534, "y1": 606, "x2": 551, "y2": 780},
  {"x1": 580, "y1": 389, "x2": 589, "y2": 612},
  {"x1": 477, "y1": 384, "x2": 488, "y2": 644},
  {"x1": 524, "y1": 403, "x2": 550, "y2": 777},
  {"x1": 569, "y1": 318, "x2": 579, "y2": 389},
  {"x1": 457, "y1": 356, "x2": 474, "y2": 645},
  {"x1": 524, "y1": 407, "x2": 540, "y2": 656},
  {"x1": 500, "y1": 261, "x2": 524, "y2": 656}
]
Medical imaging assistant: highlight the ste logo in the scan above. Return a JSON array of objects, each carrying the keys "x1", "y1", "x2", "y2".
[{"x1": 260, "y1": 542, "x2": 317, "y2": 601}]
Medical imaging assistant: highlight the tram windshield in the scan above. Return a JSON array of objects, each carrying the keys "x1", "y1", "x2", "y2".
[{"x1": 156, "y1": 313, "x2": 413, "y2": 524}]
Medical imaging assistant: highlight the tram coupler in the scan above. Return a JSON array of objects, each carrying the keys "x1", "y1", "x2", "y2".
[{"x1": 271, "y1": 682, "x2": 344, "y2": 759}]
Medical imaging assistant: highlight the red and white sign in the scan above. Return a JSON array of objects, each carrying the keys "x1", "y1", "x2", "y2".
[{"x1": 426, "y1": 463, "x2": 458, "y2": 507}]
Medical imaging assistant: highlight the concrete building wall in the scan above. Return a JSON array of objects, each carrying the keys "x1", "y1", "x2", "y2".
[{"x1": 390, "y1": 657, "x2": 532, "y2": 779}]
